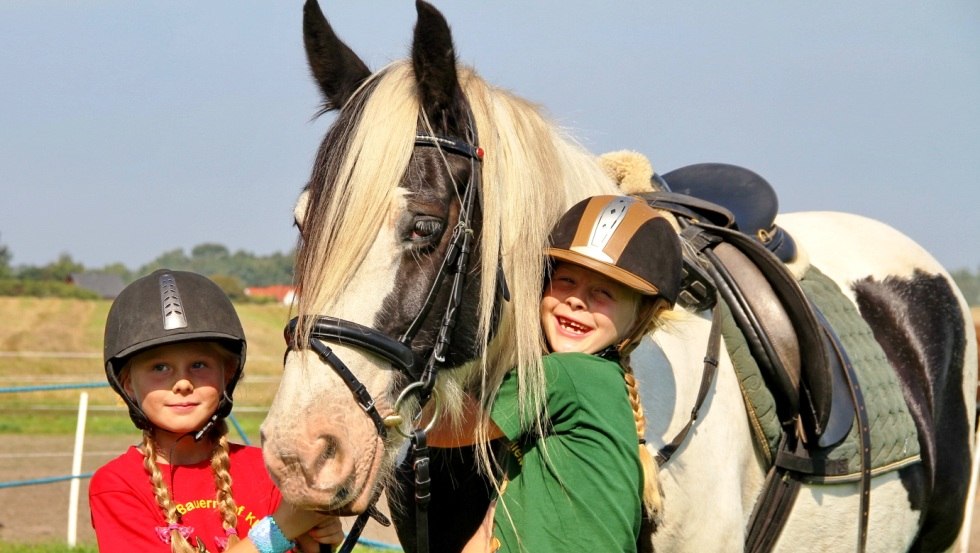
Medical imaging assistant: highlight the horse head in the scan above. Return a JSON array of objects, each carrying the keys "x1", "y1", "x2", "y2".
[{"x1": 261, "y1": 0, "x2": 619, "y2": 515}]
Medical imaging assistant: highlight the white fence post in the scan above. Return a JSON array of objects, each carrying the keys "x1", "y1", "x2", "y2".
[{"x1": 67, "y1": 391, "x2": 89, "y2": 547}]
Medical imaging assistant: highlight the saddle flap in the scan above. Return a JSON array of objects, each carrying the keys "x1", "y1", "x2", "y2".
[
  {"x1": 814, "y1": 321, "x2": 857, "y2": 449},
  {"x1": 699, "y1": 224, "x2": 834, "y2": 441},
  {"x1": 712, "y1": 242, "x2": 801, "y2": 412}
]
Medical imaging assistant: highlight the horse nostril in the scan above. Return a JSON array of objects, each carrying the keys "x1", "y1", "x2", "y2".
[
  {"x1": 298, "y1": 433, "x2": 352, "y2": 490},
  {"x1": 316, "y1": 434, "x2": 339, "y2": 463}
]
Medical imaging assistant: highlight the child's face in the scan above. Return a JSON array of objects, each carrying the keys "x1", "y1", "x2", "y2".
[
  {"x1": 122, "y1": 341, "x2": 232, "y2": 437},
  {"x1": 540, "y1": 262, "x2": 640, "y2": 354}
]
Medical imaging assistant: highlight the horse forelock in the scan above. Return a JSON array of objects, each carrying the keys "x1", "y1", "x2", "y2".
[{"x1": 295, "y1": 62, "x2": 419, "y2": 341}]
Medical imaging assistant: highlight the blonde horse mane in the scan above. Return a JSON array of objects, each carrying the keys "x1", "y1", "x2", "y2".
[{"x1": 293, "y1": 59, "x2": 620, "y2": 467}]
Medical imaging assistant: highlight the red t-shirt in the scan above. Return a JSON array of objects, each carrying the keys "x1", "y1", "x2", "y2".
[{"x1": 90, "y1": 443, "x2": 281, "y2": 552}]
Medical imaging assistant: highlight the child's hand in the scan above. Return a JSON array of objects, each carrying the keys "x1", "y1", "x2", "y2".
[
  {"x1": 295, "y1": 517, "x2": 345, "y2": 552},
  {"x1": 270, "y1": 501, "x2": 334, "y2": 542}
]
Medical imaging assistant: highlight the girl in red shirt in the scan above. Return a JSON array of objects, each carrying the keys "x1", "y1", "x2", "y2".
[{"x1": 91, "y1": 269, "x2": 341, "y2": 553}]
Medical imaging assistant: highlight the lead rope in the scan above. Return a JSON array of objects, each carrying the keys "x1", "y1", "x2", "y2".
[{"x1": 411, "y1": 430, "x2": 431, "y2": 552}]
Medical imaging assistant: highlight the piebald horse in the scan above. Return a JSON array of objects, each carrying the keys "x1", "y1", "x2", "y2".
[{"x1": 260, "y1": 2, "x2": 979, "y2": 551}]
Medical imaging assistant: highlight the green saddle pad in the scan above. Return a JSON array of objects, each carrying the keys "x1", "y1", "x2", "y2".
[{"x1": 723, "y1": 265, "x2": 920, "y2": 482}]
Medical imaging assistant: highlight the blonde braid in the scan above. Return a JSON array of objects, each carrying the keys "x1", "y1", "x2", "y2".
[
  {"x1": 209, "y1": 422, "x2": 242, "y2": 548},
  {"x1": 141, "y1": 431, "x2": 197, "y2": 553},
  {"x1": 623, "y1": 370, "x2": 663, "y2": 518}
]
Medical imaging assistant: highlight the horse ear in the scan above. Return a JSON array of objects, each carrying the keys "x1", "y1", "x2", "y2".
[
  {"x1": 303, "y1": 0, "x2": 371, "y2": 112},
  {"x1": 412, "y1": 0, "x2": 465, "y2": 132}
]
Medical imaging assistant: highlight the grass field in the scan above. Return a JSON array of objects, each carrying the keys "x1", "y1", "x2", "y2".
[
  {"x1": 0, "y1": 297, "x2": 292, "y2": 437},
  {"x1": 0, "y1": 544, "x2": 97, "y2": 553}
]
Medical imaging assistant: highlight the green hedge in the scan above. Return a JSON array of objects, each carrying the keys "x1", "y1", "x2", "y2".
[{"x1": 0, "y1": 279, "x2": 99, "y2": 299}]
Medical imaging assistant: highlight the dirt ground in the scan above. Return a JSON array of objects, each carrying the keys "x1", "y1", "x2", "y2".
[
  {"x1": 0, "y1": 434, "x2": 401, "y2": 549},
  {"x1": 3, "y1": 433, "x2": 980, "y2": 551}
]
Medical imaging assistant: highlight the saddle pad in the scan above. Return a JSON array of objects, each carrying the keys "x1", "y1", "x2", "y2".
[{"x1": 724, "y1": 265, "x2": 921, "y2": 482}]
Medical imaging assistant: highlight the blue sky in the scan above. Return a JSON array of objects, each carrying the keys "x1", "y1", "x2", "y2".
[{"x1": 1, "y1": 1, "x2": 978, "y2": 272}]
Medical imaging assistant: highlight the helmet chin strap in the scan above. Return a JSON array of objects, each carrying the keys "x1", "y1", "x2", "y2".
[
  {"x1": 193, "y1": 414, "x2": 219, "y2": 442},
  {"x1": 195, "y1": 368, "x2": 232, "y2": 441}
]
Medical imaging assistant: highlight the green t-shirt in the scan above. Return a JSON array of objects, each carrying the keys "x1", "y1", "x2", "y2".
[{"x1": 490, "y1": 352, "x2": 642, "y2": 553}]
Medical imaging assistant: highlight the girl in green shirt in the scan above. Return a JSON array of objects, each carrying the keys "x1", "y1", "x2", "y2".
[{"x1": 428, "y1": 195, "x2": 683, "y2": 553}]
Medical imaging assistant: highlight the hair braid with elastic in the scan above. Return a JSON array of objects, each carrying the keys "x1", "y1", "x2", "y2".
[
  {"x1": 141, "y1": 431, "x2": 197, "y2": 553},
  {"x1": 209, "y1": 422, "x2": 241, "y2": 548},
  {"x1": 623, "y1": 366, "x2": 663, "y2": 518}
]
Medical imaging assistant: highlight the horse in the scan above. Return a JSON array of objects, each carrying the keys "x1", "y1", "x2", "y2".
[{"x1": 259, "y1": 1, "x2": 980, "y2": 551}]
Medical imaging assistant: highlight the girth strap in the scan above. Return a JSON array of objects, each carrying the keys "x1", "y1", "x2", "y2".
[
  {"x1": 744, "y1": 456, "x2": 803, "y2": 553},
  {"x1": 743, "y1": 308, "x2": 871, "y2": 553},
  {"x1": 815, "y1": 307, "x2": 871, "y2": 552}
]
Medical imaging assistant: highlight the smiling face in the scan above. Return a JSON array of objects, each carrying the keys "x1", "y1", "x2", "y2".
[
  {"x1": 540, "y1": 262, "x2": 641, "y2": 354},
  {"x1": 122, "y1": 341, "x2": 234, "y2": 443}
]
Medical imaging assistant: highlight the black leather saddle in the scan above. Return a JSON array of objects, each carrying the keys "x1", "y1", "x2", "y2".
[{"x1": 637, "y1": 163, "x2": 855, "y2": 450}]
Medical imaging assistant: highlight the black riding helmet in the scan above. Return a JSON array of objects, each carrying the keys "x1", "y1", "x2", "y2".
[
  {"x1": 103, "y1": 269, "x2": 247, "y2": 431},
  {"x1": 546, "y1": 195, "x2": 682, "y2": 351}
]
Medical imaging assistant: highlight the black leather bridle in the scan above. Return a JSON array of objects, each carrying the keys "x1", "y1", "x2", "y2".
[{"x1": 284, "y1": 124, "x2": 501, "y2": 553}]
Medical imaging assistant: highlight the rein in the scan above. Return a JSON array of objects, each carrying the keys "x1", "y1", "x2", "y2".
[
  {"x1": 284, "y1": 126, "x2": 488, "y2": 553},
  {"x1": 655, "y1": 306, "x2": 722, "y2": 466}
]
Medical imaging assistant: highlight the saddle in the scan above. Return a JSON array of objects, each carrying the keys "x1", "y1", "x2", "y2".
[
  {"x1": 637, "y1": 162, "x2": 874, "y2": 551},
  {"x1": 637, "y1": 163, "x2": 856, "y2": 450}
]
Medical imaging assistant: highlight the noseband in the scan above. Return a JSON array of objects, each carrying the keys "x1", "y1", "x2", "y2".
[{"x1": 283, "y1": 124, "x2": 498, "y2": 553}]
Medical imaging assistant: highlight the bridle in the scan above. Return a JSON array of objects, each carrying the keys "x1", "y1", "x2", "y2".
[{"x1": 283, "y1": 121, "x2": 502, "y2": 553}]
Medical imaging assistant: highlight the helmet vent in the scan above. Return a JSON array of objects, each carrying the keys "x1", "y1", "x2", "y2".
[
  {"x1": 158, "y1": 274, "x2": 188, "y2": 330},
  {"x1": 571, "y1": 196, "x2": 634, "y2": 263},
  {"x1": 588, "y1": 197, "x2": 633, "y2": 250}
]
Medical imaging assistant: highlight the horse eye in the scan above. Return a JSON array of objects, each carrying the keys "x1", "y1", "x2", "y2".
[{"x1": 409, "y1": 217, "x2": 444, "y2": 245}]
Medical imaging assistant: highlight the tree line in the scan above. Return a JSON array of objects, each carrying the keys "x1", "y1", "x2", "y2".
[
  {"x1": 0, "y1": 235, "x2": 293, "y2": 300},
  {"x1": 950, "y1": 268, "x2": 980, "y2": 308}
]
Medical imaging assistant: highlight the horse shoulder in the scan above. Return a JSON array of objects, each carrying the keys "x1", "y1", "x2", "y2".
[{"x1": 636, "y1": 312, "x2": 764, "y2": 550}]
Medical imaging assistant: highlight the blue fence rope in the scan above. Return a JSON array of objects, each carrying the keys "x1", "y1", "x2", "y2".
[
  {"x1": 0, "y1": 381, "x2": 108, "y2": 394},
  {"x1": 0, "y1": 472, "x2": 94, "y2": 489},
  {"x1": 228, "y1": 411, "x2": 251, "y2": 445}
]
